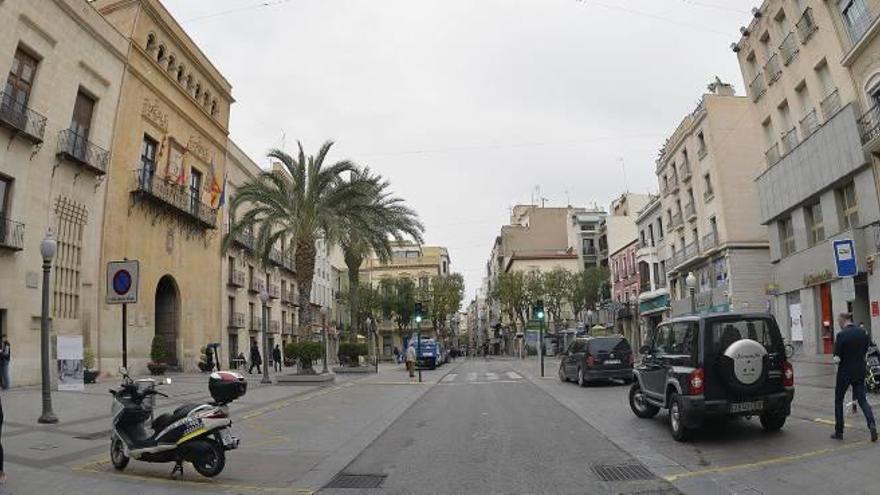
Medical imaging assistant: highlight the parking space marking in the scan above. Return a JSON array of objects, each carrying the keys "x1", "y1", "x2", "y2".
[
  {"x1": 663, "y1": 440, "x2": 869, "y2": 482},
  {"x1": 507, "y1": 371, "x2": 522, "y2": 380}
]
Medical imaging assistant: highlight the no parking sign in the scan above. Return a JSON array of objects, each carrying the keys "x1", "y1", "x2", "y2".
[{"x1": 107, "y1": 260, "x2": 139, "y2": 304}]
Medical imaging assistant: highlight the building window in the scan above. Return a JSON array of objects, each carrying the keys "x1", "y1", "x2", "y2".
[
  {"x1": 5, "y1": 48, "x2": 39, "y2": 107},
  {"x1": 189, "y1": 168, "x2": 202, "y2": 215},
  {"x1": 805, "y1": 202, "x2": 824, "y2": 246},
  {"x1": 657, "y1": 217, "x2": 664, "y2": 239},
  {"x1": 840, "y1": 0, "x2": 872, "y2": 44},
  {"x1": 779, "y1": 216, "x2": 796, "y2": 257},
  {"x1": 697, "y1": 131, "x2": 707, "y2": 157},
  {"x1": 837, "y1": 182, "x2": 859, "y2": 230},
  {"x1": 177, "y1": 65, "x2": 185, "y2": 83},
  {"x1": 703, "y1": 173, "x2": 714, "y2": 200},
  {"x1": 69, "y1": 90, "x2": 95, "y2": 159},
  {"x1": 52, "y1": 197, "x2": 88, "y2": 320}
]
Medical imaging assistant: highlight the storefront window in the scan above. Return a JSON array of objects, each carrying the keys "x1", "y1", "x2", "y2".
[{"x1": 713, "y1": 257, "x2": 728, "y2": 288}]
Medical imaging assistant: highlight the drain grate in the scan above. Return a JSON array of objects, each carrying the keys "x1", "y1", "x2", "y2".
[
  {"x1": 324, "y1": 473, "x2": 387, "y2": 489},
  {"x1": 73, "y1": 430, "x2": 109, "y2": 440},
  {"x1": 592, "y1": 464, "x2": 656, "y2": 482}
]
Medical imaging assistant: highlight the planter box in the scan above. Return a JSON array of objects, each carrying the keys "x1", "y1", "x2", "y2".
[
  {"x1": 332, "y1": 366, "x2": 376, "y2": 374},
  {"x1": 276, "y1": 373, "x2": 336, "y2": 386},
  {"x1": 84, "y1": 369, "x2": 99, "y2": 384},
  {"x1": 147, "y1": 363, "x2": 167, "y2": 375}
]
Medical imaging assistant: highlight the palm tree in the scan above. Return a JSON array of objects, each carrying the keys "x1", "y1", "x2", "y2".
[
  {"x1": 339, "y1": 168, "x2": 424, "y2": 341},
  {"x1": 223, "y1": 141, "x2": 377, "y2": 334}
]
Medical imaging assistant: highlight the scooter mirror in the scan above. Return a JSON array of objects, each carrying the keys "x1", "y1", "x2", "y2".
[{"x1": 118, "y1": 367, "x2": 128, "y2": 376}]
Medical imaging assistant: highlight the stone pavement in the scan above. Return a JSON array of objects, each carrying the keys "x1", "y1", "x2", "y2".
[{"x1": 0, "y1": 362, "x2": 457, "y2": 495}]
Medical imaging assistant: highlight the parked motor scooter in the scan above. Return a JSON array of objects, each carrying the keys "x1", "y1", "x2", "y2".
[
  {"x1": 866, "y1": 344, "x2": 880, "y2": 393},
  {"x1": 109, "y1": 368, "x2": 247, "y2": 478}
]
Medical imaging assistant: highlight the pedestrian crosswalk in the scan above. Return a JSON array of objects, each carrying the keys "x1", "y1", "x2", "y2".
[{"x1": 440, "y1": 371, "x2": 525, "y2": 385}]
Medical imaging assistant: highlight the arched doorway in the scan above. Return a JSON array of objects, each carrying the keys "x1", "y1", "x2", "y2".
[{"x1": 155, "y1": 275, "x2": 180, "y2": 366}]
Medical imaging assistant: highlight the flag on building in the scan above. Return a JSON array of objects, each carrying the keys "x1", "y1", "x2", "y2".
[
  {"x1": 208, "y1": 158, "x2": 222, "y2": 208},
  {"x1": 217, "y1": 173, "x2": 227, "y2": 208}
]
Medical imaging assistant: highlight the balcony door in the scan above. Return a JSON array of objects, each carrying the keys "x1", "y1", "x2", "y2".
[
  {"x1": 69, "y1": 91, "x2": 95, "y2": 161},
  {"x1": 140, "y1": 135, "x2": 158, "y2": 190},
  {"x1": 189, "y1": 168, "x2": 202, "y2": 216},
  {"x1": 4, "y1": 49, "x2": 38, "y2": 126}
]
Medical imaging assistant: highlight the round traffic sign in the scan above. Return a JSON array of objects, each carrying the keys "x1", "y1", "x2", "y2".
[{"x1": 113, "y1": 269, "x2": 132, "y2": 295}]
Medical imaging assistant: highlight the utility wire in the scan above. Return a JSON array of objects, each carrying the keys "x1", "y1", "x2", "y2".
[
  {"x1": 181, "y1": 0, "x2": 294, "y2": 24},
  {"x1": 574, "y1": 0, "x2": 732, "y2": 37}
]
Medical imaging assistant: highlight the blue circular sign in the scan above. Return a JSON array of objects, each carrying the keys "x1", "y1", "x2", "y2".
[{"x1": 113, "y1": 269, "x2": 132, "y2": 295}]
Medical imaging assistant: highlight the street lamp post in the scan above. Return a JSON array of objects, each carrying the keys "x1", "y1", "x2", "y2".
[
  {"x1": 320, "y1": 308, "x2": 329, "y2": 374},
  {"x1": 38, "y1": 230, "x2": 58, "y2": 424},
  {"x1": 686, "y1": 271, "x2": 697, "y2": 315},
  {"x1": 415, "y1": 314, "x2": 423, "y2": 383},
  {"x1": 258, "y1": 289, "x2": 271, "y2": 384}
]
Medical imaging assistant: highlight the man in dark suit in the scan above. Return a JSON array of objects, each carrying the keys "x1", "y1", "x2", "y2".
[{"x1": 832, "y1": 312, "x2": 877, "y2": 441}]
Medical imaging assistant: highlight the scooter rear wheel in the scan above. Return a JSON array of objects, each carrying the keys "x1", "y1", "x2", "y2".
[
  {"x1": 110, "y1": 436, "x2": 129, "y2": 470},
  {"x1": 192, "y1": 440, "x2": 225, "y2": 478}
]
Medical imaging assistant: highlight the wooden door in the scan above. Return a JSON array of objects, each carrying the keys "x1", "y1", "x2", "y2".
[{"x1": 820, "y1": 283, "x2": 834, "y2": 354}]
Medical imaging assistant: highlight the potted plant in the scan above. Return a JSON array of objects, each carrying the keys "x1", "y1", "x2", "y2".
[
  {"x1": 83, "y1": 347, "x2": 98, "y2": 384},
  {"x1": 337, "y1": 342, "x2": 368, "y2": 367},
  {"x1": 283, "y1": 342, "x2": 297, "y2": 368},
  {"x1": 148, "y1": 335, "x2": 168, "y2": 375},
  {"x1": 288, "y1": 341, "x2": 323, "y2": 375}
]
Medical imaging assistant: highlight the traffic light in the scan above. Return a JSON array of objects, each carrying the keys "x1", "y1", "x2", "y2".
[
  {"x1": 534, "y1": 300, "x2": 545, "y2": 321},
  {"x1": 414, "y1": 302, "x2": 423, "y2": 324}
]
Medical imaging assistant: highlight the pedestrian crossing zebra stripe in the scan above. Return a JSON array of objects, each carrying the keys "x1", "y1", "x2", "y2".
[
  {"x1": 485, "y1": 372, "x2": 498, "y2": 381},
  {"x1": 506, "y1": 371, "x2": 522, "y2": 380},
  {"x1": 467, "y1": 372, "x2": 478, "y2": 381},
  {"x1": 441, "y1": 374, "x2": 457, "y2": 383}
]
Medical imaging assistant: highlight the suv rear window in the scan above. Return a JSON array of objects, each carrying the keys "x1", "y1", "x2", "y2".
[
  {"x1": 588, "y1": 337, "x2": 630, "y2": 353},
  {"x1": 710, "y1": 318, "x2": 783, "y2": 356}
]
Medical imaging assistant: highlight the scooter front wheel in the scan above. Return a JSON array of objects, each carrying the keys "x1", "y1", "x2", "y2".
[
  {"x1": 192, "y1": 440, "x2": 225, "y2": 478},
  {"x1": 110, "y1": 436, "x2": 129, "y2": 470}
]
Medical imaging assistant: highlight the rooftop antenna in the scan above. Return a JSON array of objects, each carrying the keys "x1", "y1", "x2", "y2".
[
  {"x1": 564, "y1": 190, "x2": 571, "y2": 206},
  {"x1": 619, "y1": 157, "x2": 629, "y2": 193}
]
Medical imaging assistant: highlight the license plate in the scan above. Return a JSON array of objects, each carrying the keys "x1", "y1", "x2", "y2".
[
  {"x1": 730, "y1": 401, "x2": 764, "y2": 413},
  {"x1": 603, "y1": 359, "x2": 621, "y2": 365},
  {"x1": 220, "y1": 428, "x2": 234, "y2": 447}
]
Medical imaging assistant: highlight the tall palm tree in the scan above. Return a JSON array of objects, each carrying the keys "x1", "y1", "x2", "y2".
[
  {"x1": 223, "y1": 141, "x2": 377, "y2": 334},
  {"x1": 339, "y1": 168, "x2": 424, "y2": 340}
]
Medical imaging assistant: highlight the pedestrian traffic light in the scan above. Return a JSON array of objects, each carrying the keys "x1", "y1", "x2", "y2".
[
  {"x1": 414, "y1": 302, "x2": 423, "y2": 323},
  {"x1": 534, "y1": 300, "x2": 545, "y2": 321}
]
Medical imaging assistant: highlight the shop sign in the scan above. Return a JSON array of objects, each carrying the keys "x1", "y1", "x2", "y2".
[{"x1": 803, "y1": 269, "x2": 834, "y2": 287}]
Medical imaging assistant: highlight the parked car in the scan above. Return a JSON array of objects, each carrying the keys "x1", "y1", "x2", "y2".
[
  {"x1": 558, "y1": 335, "x2": 634, "y2": 386},
  {"x1": 416, "y1": 339, "x2": 441, "y2": 369},
  {"x1": 628, "y1": 312, "x2": 795, "y2": 442}
]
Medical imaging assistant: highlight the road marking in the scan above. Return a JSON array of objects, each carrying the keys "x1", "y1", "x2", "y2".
[
  {"x1": 506, "y1": 371, "x2": 522, "y2": 380},
  {"x1": 663, "y1": 440, "x2": 869, "y2": 482},
  {"x1": 441, "y1": 374, "x2": 457, "y2": 383},
  {"x1": 467, "y1": 372, "x2": 478, "y2": 381},
  {"x1": 485, "y1": 372, "x2": 498, "y2": 381}
]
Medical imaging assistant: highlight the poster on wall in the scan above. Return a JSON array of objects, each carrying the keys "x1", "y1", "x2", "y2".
[
  {"x1": 789, "y1": 303, "x2": 803, "y2": 342},
  {"x1": 57, "y1": 335, "x2": 84, "y2": 391}
]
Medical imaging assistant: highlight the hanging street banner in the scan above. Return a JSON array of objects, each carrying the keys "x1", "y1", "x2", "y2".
[{"x1": 107, "y1": 260, "x2": 139, "y2": 304}]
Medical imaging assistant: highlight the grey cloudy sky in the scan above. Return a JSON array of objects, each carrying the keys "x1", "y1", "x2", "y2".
[{"x1": 163, "y1": 0, "x2": 757, "y2": 297}]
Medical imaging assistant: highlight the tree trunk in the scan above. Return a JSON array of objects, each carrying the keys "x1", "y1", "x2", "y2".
[
  {"x1": 344, "y1": 250, "x2": 362, "y2": 343},
  {"x1": 295, "y1": 235, "x2": 317, "y2": 338}
]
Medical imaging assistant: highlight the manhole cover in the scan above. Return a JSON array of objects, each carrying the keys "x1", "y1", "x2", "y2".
[
  {"x1": 324, "y1": 473, "x2": 387, "y2": 489},
  {"x1": 592, "y1": 464, "x2": 656, "y2": 482},
  {"x1": 74, "y1": 430, "x2": 109, "y2": 440}
]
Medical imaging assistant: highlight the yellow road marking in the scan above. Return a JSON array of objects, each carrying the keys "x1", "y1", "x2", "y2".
[{"x1": 663, "y1": 441, "x2": 869, "y2": 482}]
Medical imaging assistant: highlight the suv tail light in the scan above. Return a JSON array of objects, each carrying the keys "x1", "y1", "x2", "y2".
[
  {"x1": 586, "y1": 355, "x2": 595, "y2": 368},
  {"x1": 783, "y1": 360, "x2": 794, "y2": 387},
  {"x1": 688, "y1": 368, "x2": 705, "y2": 395}
]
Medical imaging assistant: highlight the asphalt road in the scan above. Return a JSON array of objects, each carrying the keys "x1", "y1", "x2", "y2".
[{"x1": 322, "y1": 358, "x2": 679, "y2": 495}]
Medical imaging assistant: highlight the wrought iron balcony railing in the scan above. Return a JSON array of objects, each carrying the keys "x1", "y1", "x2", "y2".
[
  {"x1": 228, "y1": 269, "x2": 245, "y2": 288},
  {"x1": 270, "y1": 320, "x2": 280, "y2": 333},
  {"x1": 0, "y1": 91, "x2": 46, "y2": 143},
  {"x1": 268, "y1": 284, "x2": 280, "y2": 299},
  {"x1": 820, "y1": 89, "x2": 842, "y2": 121},
  {"x1": 702, "y1": 231, "x2": 718, "y2": 252},
  {"x1": 779, "y1": 31, "x2": 799, "y2": 66},
  {"x1": 858, "y1": 103, "x2": 880, "y2": 146},
  {"x1": 269, "y1": 247, "x2": 284, "y2": 267},
  {"x1": 0, "y1": 217, "x2": 25, "y2": 251},
  {"x1": 228, "y1": 312, "x2": 245, "y2": 329},
  {"x1": 796, "y1": 7, "x2": 818, "y2": 44},
  {"x1": 671, "y1": 212, "x2": 683, "y2": 230},
  {"x1": 249, "y1": 315, "x2": 261, "y2": 332},
  {"x1": 680, "y1": 161, "x2": 692, "y2": 181},
  {"x1": 684, "y1": 202, "x2": 696, "y2": 220},
  {"x1": 132, "y1": 169, "x2": 217, "y2": 229},
  {"x1": 764, "y1": 53, "x2": 782, "y2": 85},
  {"x1": 232, "y1": 228, "x2": 255, "y2": 251},
  {"x1": 56, "y1": 129, "x2": 109, "y2": 175},
  {"x1": 800, "y1": 108, "x2": 819, "y2": 138},
  {"x1": 749, "y1": 72, "x2": 767, "y2": 102},
  {"x1": 765, "y1": 142, "x2": 781, "y2": 167},
  {"x1": 844, "y1": 7, "x2": 874, "y2": 46},
  {"x1": 781, "y1": 127, "x2": 799, "y2": 154},
  {"x1": 249, "y1": 277, "x2": 266, "y2": 294}
]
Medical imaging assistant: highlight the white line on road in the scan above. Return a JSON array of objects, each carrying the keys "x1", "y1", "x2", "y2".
[
  {"x1": 485, "y1": 372, "x2": 498, "y2": 381},
  {"x1": 506, "y1": 371, "x2": 522, "y2": 380},
  {"x1": 467, "y1": 372, "x2": 478, "y2": 381},
  {"x1": 441, "y1": 374, "x2": 458, "y2": 383}
]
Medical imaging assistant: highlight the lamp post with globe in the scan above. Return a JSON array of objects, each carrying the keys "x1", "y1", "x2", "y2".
[
  {"x1": 258, "y1": 289, "x2": 271, "y2": 384},
  {"x1": 38, "y1": 230, "x2": 58, "y2": 424}
]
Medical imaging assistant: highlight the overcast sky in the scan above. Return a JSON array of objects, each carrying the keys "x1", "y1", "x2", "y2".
[{"x1": 163, "y1": 0, "x2": 758, "y2": 298}]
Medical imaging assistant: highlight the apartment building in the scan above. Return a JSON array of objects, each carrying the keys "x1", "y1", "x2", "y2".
[
  {"x1": 222, "y1": 143, "x2": 298, "y2": 368},
  {"x1": 0, "y1": 0, "x2": 127, "y2": 385},
  {"x1": 735, "y1": 0, "x2": 879, "y2": 355},
  {"x1": 658, "y1": 79, "x2": 769, "y2": 318},
  {"x1": 635, "y1": 196, "x2": 669, "y2": 340},
  {"x1": 94, "y1": 0, "x2": 233, "y2": 373},
  {"x1": 360, "y1": 242, "x2": 451, "y2": 357},
  {"x1": 567, "y1": 206, "x2": 606, "y2": 271}
]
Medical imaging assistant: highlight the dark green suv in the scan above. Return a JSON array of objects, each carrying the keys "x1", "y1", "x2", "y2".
[{"x1": 628, "y1": 312, "x2": 795, "y2": 441}]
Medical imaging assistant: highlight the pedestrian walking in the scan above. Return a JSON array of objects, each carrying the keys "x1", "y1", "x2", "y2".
[
  {"x1": 272, "y1": 344, "x2": 282, "y2": 372},
  {"x1": 405, "y1": 343, "x2": 416, "y2": 378},
  {"x1": 248, "y1": 339, "x2": 262, "y2": 374},
  {"x1": 0, "y1": 391, "x2": 5, "y2": 484},
  {"x1": 0, "y1": 338, "x2": 10, "y2": 390},
  {"x1": 832, "y1": 312, "x2": 878, "y2": 442},
  {"x1": 393, "y1": 346, "x2": 400, "y2": 364}
]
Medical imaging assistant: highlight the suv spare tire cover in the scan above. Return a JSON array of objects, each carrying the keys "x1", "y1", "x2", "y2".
[{"x1": 717, "y1": 339, "x2": 768, "y2": 394}]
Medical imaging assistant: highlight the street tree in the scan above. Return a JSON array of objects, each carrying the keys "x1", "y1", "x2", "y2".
[
  {"x1": 542, "y1": 267, "x2": 572, "y2": 329},
  {"x1": 491, "y1": 271, "x2": 530, "y2": 333},
  {"x1": 567, "y1": 267, "x2": 610, "y2": 322},
  {"x1": 339, "y1": 167, "x2": 424, "y2": 341},
  {"x1": 380, "y1": 277, "x2": 417, "y2": 337},
  {"x1": 427, "y1": 273, "x2": 465, "y2": 345},
  {"x1": 223, "y1": 141, "x2": 376, "y2": 333}
]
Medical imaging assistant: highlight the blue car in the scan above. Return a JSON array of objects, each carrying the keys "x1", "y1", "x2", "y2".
[{"x1": 416, "y1": 339, "x2": 441, "y2": 369}]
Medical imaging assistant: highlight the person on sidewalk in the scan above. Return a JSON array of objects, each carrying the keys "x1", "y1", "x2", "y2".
[
  {"x1": 0, "y1": 389, "x2": 5, "y2": 484},
  {"x1": 393, "y1": 346, "x2": 400, "y2": 365},
  {"x1": 405, "y1": 343, "x2": 416, "y2": 378},
  {"x1": 832, "y1": 312, "x2": 878, "y2": 442},
  {"x1": 249, "y1": 339, "x2": 262, "y2": 374},
  {"x1": 0, "y1": 339, "x2": 10, "y2": 390},
  {"x1": 272, "y1": 344, "x2": 282, "y2": 372}
]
